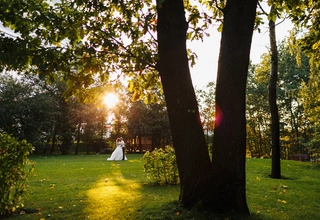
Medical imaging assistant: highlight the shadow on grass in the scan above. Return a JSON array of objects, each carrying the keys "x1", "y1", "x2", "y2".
[{"x1": 84, "y1": 161, "x2": 265, "y2": 220}]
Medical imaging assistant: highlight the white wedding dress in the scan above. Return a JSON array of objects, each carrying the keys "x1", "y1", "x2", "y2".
[{"x1": 107, "y1": 141, "x2": 127, "y2": 161}]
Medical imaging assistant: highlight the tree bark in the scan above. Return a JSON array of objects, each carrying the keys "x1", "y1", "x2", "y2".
[
  {"x1": 156, "y1": 0, "x2": 211, "y2": 209},
  {"x1": 268, "y1": 11, "x2": 281, "y2": 179},
  {"x1": 75, "y1": 121, "x2": 81, "y2": 155},
  {"x1": 138, "y1": 134, "x2": 142, "y2": 153},
  {"x1": 208, "y1": 0, "x2": 258, "y2": 214},
  {"x1": 50, "y1": 125, "x2": 58, "y2": 155}
]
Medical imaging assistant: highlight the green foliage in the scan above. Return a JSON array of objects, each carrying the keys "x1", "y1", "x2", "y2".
[
  {"x1": 246, "y1": 41, "x2": 311, "y2": 158},
  {"x1": 126, "y1": 99, "x2": 171, "y2": 151},
  {"x1": 142, "y1": 146, "x2": 179, "y2": 185},
  {"x1": 0, "y1": 133, "x2": 34, "y2": 217},
  {"x1": 196, "y1": 82, "x2": 215, "y2": 137},
  {"x1": 0, "y1": 0, "x2": 215, "y2": 102},
  {"x1": 0, "y1": 74, "x2": 58, "y2": 151},
  {"x1": 299, "y1": 65, "x2": 320, "y2": 154},
  {"x1": 289, "y1": 0, "x2": 320, "y2": 64},
  {"x1": 127, "y1": 70, "x2": 163, "y2": 103}
]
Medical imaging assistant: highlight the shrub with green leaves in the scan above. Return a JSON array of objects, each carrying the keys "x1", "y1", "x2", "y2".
[
  {"x1": 0, "y1": 133, "x2": 35, "y2": 217},
  {"x1": 142, "y1": 146, "x2": 179, "y2": 185}
]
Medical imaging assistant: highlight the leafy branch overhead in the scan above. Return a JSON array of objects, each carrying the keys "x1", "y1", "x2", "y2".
[{"x1": 0, "y1": 0, "x2": 213, "y2": 97}]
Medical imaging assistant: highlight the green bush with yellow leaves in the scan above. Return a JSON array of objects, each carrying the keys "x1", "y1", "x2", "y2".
[
  {"x1": 0, "y1": 133, "x2": 34, "y2": 217},
  {"x1": 142, "y1": 146, "x2": 179, "y2": 185}
]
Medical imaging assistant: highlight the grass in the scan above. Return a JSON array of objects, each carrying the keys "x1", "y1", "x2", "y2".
[
  {"x1": 4, "y1": 154, "x2": 320, "y2": 220},
  {"x1": 246, "y1": 158, "x2": 320, "y2": 220}
]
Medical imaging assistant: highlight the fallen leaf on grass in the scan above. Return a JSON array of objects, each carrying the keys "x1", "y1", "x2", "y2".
[
  {"x1": 279, "y1": 183, "x2": 288, "y2": 188},
  {"x1": 279, "y1": 189, "x2": 287, "y2": 194},
  {"x1": 277, "y1": 199, "x2": 287, "y2": 204}
]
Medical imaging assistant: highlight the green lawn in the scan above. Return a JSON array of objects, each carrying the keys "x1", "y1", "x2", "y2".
[{"x1": 4, "y1": 154, "x2": 320, "y2": 220}]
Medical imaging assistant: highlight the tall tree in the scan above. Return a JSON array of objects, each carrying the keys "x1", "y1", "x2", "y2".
[
  {"x1": 267, "y1": 5, "x2": 281, "y2": 178},
  {"x1": 257, "y1": 0, "x2": 300, "y2": 178},
  {"x1": 257, "y1": 0, "x2": 289, "y2": 179},
  {"x1": 156, "y1": 0, "x2": 211, "y2": 208},
  {"x1": 208, "y1": 0, "x2": 258, "y2": 214}
]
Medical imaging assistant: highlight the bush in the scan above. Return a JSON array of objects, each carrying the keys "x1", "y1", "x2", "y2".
[
  {"x1": 142, "y1": 146, "x2": 179, "y2": 185},
  {"x1": 0, "y1": 133, "x2": 35, "y2": 217}
]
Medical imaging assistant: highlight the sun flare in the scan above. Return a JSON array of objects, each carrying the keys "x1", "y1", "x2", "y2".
[{"x1": 103, "y1": 93, "x2": 118, "y2": 108}]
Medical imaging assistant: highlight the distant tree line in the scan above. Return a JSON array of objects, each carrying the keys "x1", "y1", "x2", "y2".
[
  {"x1": 0, "y1": 73, "x2": 171, "y2": 155},
  {"x1": 196, "y1": 40, "x2": 320, "y2": 160},
  {"x1": 246, "y1": 40, "x2": 318, "y2": 159}
]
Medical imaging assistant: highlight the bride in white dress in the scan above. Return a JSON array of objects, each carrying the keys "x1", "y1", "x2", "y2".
[{"x1": 107, "y1": 137, "x2": 127, "y2": 161}]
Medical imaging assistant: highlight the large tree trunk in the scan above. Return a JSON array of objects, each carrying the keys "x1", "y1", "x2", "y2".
[
  {"x1": 156, "y1": 0, "x2": 211, "y2": 209},
  {"x1": 208, "y1": 0, "x2": 258, "y2": 214},
  {"x1": 268, "y1": 10, "x2": 281, "y2": 179}
]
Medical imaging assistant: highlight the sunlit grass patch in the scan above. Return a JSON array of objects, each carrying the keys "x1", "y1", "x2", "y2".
[
  {"x1": 85, "y1": 165, "x2": 144, "y2": 219},
  {"x1": 84, "y1": 160, "x2": 180, "y2": 219}
]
